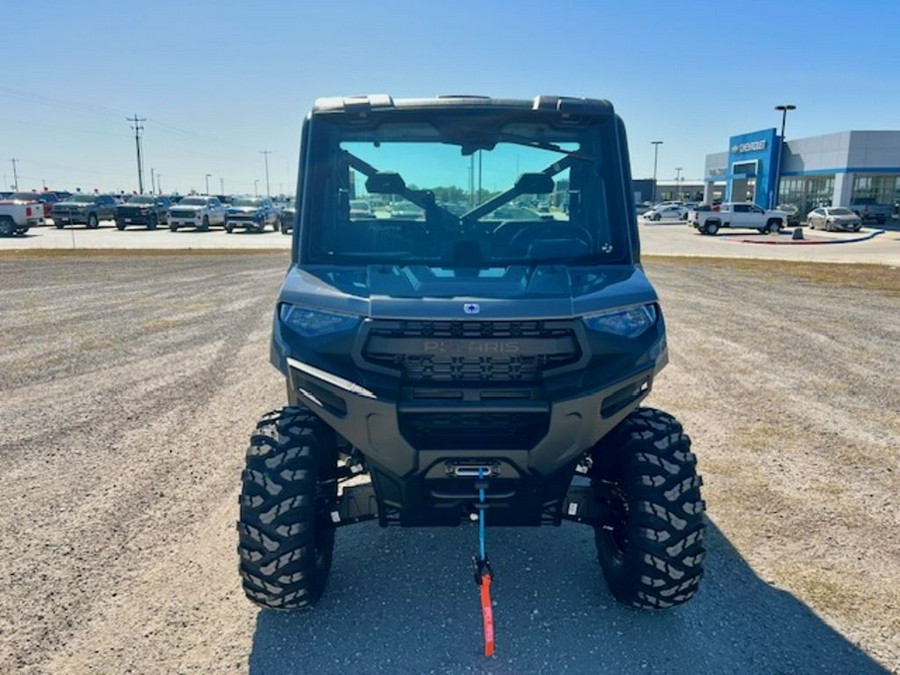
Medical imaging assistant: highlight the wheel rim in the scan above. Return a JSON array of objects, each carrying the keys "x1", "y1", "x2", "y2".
[{"x1": 0, "y1": 222, "x2": 13, "y2": 236}]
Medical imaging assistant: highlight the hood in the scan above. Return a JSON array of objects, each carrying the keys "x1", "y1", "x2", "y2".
[
  {"x1": 228, "y1": 206, "x2": 262, "y2": 214},
  {"x1": 278, "y1": 264, "x2": 658, "y2": 320}
]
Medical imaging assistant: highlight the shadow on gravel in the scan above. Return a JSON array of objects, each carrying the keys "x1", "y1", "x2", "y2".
[{"x1": 249, "y1": 520, "x2": 888, "y2": 675}]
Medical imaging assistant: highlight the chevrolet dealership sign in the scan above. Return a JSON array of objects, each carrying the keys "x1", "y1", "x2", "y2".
[{"x1": 731, "y1": 139, "x2": 768, "y2": 154}]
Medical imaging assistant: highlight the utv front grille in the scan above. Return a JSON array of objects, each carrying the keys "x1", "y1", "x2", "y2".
[
  {"x1": 361, "y1": 320, "x2": 581, "y2": 383},
  {"x1": 399, "y1": 412, "x2": 549, "y2": 450}
]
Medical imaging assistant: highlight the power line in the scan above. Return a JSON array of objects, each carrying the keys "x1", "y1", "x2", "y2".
[{"x1": 127, "y1": 114, "x2": 147, "y2": 194}]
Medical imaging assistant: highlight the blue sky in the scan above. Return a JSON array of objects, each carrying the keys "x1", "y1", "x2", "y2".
[{"x1": 3, "y1": 0, "x2": 896, "y2": 195}]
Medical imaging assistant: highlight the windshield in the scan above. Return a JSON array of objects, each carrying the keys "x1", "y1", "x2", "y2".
[
  {"x1": 301, "y1": 112, "x2": 630, "y2": 267},
  {"x1": 70, "y1": 194, "x2": 97, "y2": 203},
  {"x1": 829, "y1": 207, "x2": 853, "y2": 215},
  {"x1": 179, "y1": 197, "x2": 207, "y2": 206},
  {"x1": 232, "y1": 198, "x2": 264, "y2": 207},
  {"x1": 9, "y1": 192, "x2": 39, "y2": 201},
  {"x1": 128, "y1": 196, "x2": 155, "y2": 204}
]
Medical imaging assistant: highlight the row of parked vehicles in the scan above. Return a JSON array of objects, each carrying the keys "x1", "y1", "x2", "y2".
[
  {"x1": 640, "y1": 198, "x2": 887, "y2": 235},
  {"x1": 0, "y1": 191, "x2": 294, "y2": 237}
]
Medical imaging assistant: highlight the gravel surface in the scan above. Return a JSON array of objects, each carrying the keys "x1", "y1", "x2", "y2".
[{"x1": 0, "y1": 252, "x2": 897, "y2": 674}]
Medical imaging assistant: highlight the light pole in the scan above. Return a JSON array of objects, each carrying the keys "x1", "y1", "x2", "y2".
[
  {"x1": 651, "y1": 141, "x2": 663, "y2": 204},
  {"x1": 261, "y1": 150, "x2": 272, "y2": 197},
  {"x1": 220, "y1": 177, "x2": 224, "y2": 195},
  {"x1": 205, "y1": 173, "x2": 211, "y2": 195},
  {"x1": 254, "y1": 179, "x2": 259, "y2": 197},
  {"x1": 675, "y1": 167, "x2": 683, "y2": 200},
  {"x1": 773, "y1": 104, "x2": 796, "y2": 208}
]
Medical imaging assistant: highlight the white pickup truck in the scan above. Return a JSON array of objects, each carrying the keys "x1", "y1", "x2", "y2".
[
  {"x1": 688, "y1": 202, "x2": 788, "y2": 236},
  {"x1": 0, "y1": 194, "x2": 43, "y2": 236}
]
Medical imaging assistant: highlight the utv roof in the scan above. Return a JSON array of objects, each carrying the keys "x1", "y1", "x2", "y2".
[{"x1": 312, "y1": 94, "x2": 614, "y2": 116}]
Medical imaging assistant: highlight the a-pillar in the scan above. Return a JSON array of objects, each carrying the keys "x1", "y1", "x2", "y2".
[{"x1": 833, "y1": 172, "x2": 854, "y2": 207}]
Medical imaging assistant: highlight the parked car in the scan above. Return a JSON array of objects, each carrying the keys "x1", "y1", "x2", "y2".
[
  {"x1": 114, "y1": 195, "x2": 171, "y2": 230},
  {"x1": 776, "y1": 203, "x2": 802, "y2": 226},
  {"x1": 349, "y1": 199, "x2": 374, "y2": 219},
  {"x1": 389, "y1": 200, "x2": 424, "y2": 219},
  {"x1": 849, "y1": 197, "x2": 891, "y2": 224},
  {"x1": 52, "y1": 193, "x2": 118, "y2": 228},
  {"x1": 167, "y1": 195, "x2": 227, "y2": 231},
  {"x1": 806, "y1": 207, "x2": 862, "y2": 232},
  {"x1": 688, "y1": 202, "x2": 787, "y2": 235},
  {"x1": 225, "y1": 196, "x2": 279, "y2": 233},
  {"x1": 643, "y1": 204, "x2": 688, "y2": 221},
  {"x1": 280, "y1": 204, "x2": 296, "y2": 234}
]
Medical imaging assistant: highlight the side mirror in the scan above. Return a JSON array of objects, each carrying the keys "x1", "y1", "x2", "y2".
[
  {"x1": 514, "y1": 172, "x2": 554, "y2": 194},
  {"x1": 365, "y1": 172, "x2": 406, "y2": 194}
]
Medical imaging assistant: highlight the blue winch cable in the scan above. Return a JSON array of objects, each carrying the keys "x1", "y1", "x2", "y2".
[{"x1": 478, "y1": 466, "x2": 486, "y2": 560}]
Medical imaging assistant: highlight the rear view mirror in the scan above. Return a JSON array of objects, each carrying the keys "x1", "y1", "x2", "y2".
[
  {"x1": 514, "y1": 173, "x2": 554, "y2": 194},
  {"x1": 365, "y1": 172, "x2": 406, "y2": 194}
]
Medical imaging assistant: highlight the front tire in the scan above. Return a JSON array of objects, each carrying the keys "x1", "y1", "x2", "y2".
[
  {"x1": 200, "y1": 215, "x2": 210, "y2": 232},
  {"x1": 238, "y1": 407, "x2": 339, "y2": 611},
  {"x1": 705, "y1": 221, "x2": 720, "y2": 236},
  {"x1": 87, "y1": 213, "x2": 99, "y2": 229},
  {"x1": 591, "y1": 408, "x2": 706, "y2": 609}
]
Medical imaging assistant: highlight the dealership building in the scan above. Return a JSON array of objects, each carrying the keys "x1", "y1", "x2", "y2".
[{"x1": 703, "y1": 129, "x2": 900, "y2": 215}]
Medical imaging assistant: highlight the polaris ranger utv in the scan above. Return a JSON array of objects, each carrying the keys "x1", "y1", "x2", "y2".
[{"x1": 238, "y1": 95, "x2": 705, "y2": 619}]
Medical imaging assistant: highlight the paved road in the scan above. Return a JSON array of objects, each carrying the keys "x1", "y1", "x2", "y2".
[
  {"x1": 2, "y1": 218, "x2": 899, "y2": 265},
  {"x1": 1, "y1": 253, "x2": 896, "y2": 673}
]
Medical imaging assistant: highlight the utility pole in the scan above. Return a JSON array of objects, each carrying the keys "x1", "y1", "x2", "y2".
[
  {"x1": 651, "y1": 141, "x2": 663, "y2": 204},
  {"x1": 254, "y1": 179, "x2": 259, "y2": 197},
  {"x1": 220, "y1": 177, "x2": 224, "y2": 194},
  {"x1": 127, "y1": 115, "x2": 146, "y2": 193},
  {"x1": 260, "y1": 150, "x2": 272, "y2": 197},
  {"x1": 205, "y1": 173, "x2": 211, "y2": 195},
  {"x1": 11, "y1": 158, "x2": 19, "y2": 190},
  {"x1": 675, "y1": 167, "x2": 683, "y2": 199},
  {"x1": 150, "y1": 168, "x2": 155, "y2": 194},
  {"x1": 156, "y1": 174, "x2": 162, "y2": 194}
]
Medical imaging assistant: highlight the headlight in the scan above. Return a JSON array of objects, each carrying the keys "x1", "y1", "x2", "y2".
[
  {"x1": 582, "y1": 304, "x2": 658, "y2": 338},
  {"x1": 279, "y1": 305, "x2": 360, "y2": 338}
]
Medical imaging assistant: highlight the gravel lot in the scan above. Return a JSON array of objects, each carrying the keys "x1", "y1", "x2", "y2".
[{"x1": 0, "y1": 252, "x2": 897, "y2": 674}]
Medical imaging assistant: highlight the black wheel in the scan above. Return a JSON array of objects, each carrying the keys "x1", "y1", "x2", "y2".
[
  {"x1": 169, "y1": 224, "x2": 179, "y2": 232},
  {"x1": 281, "y1": 223, "x2": 290, "y2": 235},
  {"x1": 591, "y1": 407, "x2": 705, "y2": 609},
  {"x1": 704, "y1": 221, "x2": 720, "y2": 236},
  {"x1": 238, "y1": 407, "x2": 339, "y2": 610},
  {"x1": 225, "y1": 223, "x2": 234, "y2": 234},
  {"x1": 87, "y1": 213, "x2": 99, "y2": 229},
  {"x1": 148, "y1": 214, "x2": 158, "y2": 230},
  {"x1": 651, "y1": 213, "x2": 661, "y2": 222},
  {"x1": 0, "y1": 217, "x2": 15, "y2": 237},
  {"x1": 200, "y1": 215, "x2": 210, "y2": 232},
  {"x1": 767, "y1": 219, "x2": 781, "y2": 234},
  {"x1": 116, "y1": 221, "x2": 126, "y2": 231},
  {"x1": 55, "y1": 221, "x2": 65, "y2": 229}
]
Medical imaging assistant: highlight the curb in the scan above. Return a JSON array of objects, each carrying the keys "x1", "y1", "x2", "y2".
[{"x1": 722, "y1": 229, "x2": 885, "y2": 246}]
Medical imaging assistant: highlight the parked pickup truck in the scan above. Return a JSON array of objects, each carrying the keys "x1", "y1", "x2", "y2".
[
  {"x1": 849, "y1": 197, "x2": 891, "y2": 224},
  {"x1": 167, "y1": 195, "x2": 227, "y2": 231},
  {"x1": 53, "y1": 194, "x2": 118, "y2": 228},
  {"x1": 115, "y1": 195, "x2": 172, "y2": 230},
  {"x1": 688, "y1": 202, "x2": 788, "y2": 235},
  {"x1": 0, "y1": 194, "x2": 43, "y2": 236}
]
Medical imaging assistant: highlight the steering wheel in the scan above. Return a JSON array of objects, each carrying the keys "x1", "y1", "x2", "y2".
[{"x1": 506, "y1": 223, "x2": 593, "y2": 256}]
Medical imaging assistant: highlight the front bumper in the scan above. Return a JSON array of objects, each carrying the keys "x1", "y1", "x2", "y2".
[{"x1": 286, "y1": 355, "x2": 658, "y2": 526}]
